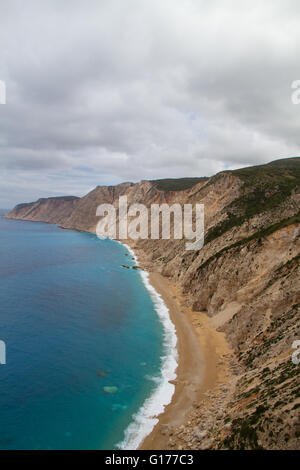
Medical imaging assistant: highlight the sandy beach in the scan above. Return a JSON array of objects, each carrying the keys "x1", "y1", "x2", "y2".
[{"x1": 138, "y1": 272, "x2": 232, "y2": 450}]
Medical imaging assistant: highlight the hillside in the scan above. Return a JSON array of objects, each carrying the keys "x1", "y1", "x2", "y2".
[
  {"x1": 5, "y1": 157, "x2": 300, "y2": 449},
  {"x1": 151, "y1": 177, "x2": 208, "y2": 192}
]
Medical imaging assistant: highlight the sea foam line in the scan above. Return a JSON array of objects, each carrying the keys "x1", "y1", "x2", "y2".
[{"x1": 117, "y1": 243, "x2": 178, "y2": 450}]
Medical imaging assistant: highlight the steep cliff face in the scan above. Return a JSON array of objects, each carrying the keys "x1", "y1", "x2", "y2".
[
  {"x1": 131, "y1": 159, "x2": 300, "y2": 450},
  {"x1": 60, "y1": 178, "x2": 209, "y2": 233},
  {"x1": 4, "y1": 178, "x2": 207, "y2": 232},
  {"x1": 5, "y1": 157, "x2": 300, "y2": 449},
  {"x1": 132, "y1": 158, "x2": 300, "y2": 450},
  {"x1": 174, "y1": 223, "x2": 300, "y2": 450},
  {"x1": 5, "y1": 196, "x2": 80, "y2": 225}
]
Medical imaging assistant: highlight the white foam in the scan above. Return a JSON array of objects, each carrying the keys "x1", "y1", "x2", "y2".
[{"x1": 116, "y1": 243, "x2": 178, "y2": 450}]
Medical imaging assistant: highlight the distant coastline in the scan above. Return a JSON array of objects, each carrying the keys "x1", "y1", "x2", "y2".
[{"x1": 5, "y1": 158, "x2": 299, "y2": 450}]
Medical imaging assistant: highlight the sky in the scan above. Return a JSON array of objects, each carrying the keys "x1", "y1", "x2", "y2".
[{"x1": 0, "y1": 0, "x2": 300, "y2": 208}]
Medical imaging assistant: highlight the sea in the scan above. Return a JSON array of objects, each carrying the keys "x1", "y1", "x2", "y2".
[{"x1": 0, "y1": 214, "x2": 177, "y2": 450}]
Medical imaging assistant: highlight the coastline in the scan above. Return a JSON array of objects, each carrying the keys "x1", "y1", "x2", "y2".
[
  {"x1": 139, "y1": 272, "x2": 204, "y2": 449},
  {"x1": 139, "y1": 272, "x2": 233, "y2": 450},
  {"x1": 121, "y1": 242, "x2": 233, "y2": 450},
  {"x1": 118, "y1": 243, "x2": 178, "y2": 450},
  {"x1": 3, "y1": 219, "x2": 233, "y2": 450}
]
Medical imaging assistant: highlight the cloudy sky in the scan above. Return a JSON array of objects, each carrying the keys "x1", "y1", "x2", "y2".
[{"x1": 0, "y1": 0, "x2": 300, "y2": 207}]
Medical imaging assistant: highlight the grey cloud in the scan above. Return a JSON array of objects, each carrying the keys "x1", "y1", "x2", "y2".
[{"x1": 0, "y1": 0, "x2": 299, "y2": 207}]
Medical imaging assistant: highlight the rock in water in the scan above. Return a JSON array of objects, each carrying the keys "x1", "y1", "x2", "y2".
[{"x1": 103, "y1": 386, "x2": 118, "y2": 394}]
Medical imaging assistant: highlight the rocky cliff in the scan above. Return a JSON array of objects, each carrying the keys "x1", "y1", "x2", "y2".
[
  {"x1": 5, "y1": 195, "x2": 80, "y2": 225},
  {"x1": 5, "y1": 157, "x2": 300, "y2": 449}
]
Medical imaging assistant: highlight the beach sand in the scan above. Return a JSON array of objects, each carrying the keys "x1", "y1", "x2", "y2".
[{"x1": 139, "y1": 272, "x2": 232, "y2": 450}]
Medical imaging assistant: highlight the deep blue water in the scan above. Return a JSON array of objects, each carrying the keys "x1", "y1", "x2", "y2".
[{"x1": 0, "y1": 216, "x2": 165, "y2": 449}]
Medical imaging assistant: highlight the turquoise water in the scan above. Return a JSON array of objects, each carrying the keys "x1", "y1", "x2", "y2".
[{"x1": 0, "y1": 216, "x2": 175, "y2": 450}]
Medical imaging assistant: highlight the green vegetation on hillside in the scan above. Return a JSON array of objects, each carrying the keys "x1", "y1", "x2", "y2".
[
  {"x1": 151, "y1": 177, "x2": 208, "y2": 191},
  {"x1": 205, "y1": 158, "x2": 300, "y2": 245},
  {"x1": 231, "y1": 157, "x2": 300, "y2": 181},
  {"x1": 38, "y1": 196, "x2": 79, "y2": 201}
]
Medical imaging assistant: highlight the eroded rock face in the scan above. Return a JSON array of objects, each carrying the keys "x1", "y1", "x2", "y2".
[
  {"x1": 5, "y1": 196, "x2": 80, "y2": 224},
  {"x1": 5, "y1": 157, "x2": 300, "y2": 449}
]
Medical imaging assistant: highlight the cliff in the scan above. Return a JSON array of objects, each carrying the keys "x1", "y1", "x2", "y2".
[
  {"x1": 5, "y1": 196, "x2": 80, "y2": 225},
  {"x1": 5, "y1": 157, "x2": 300, "y2": 449}
]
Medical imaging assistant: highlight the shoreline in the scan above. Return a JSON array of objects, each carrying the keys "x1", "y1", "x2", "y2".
[
  {"x1": 125, "y1": 246, "x2": 233, "y2": 450},
  {"x1": 3, "y1": 219, "x2": 233, "y2": 450},
  {"x1": 139, "y1": 272, "x2": 233, "y2": 449},
  {"x1": 139, "y1": 272, "x2": 204, "y2": 449},
  {"x1": 118, "y1": 241, "x2": 233, "y2": 450},
  {"x1": 118, "y1": 243, "x2": 178, "y2": 450}
]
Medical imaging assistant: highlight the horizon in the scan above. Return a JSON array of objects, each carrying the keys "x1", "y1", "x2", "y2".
[
  {"x1": 1, "y1": 1, "x2": 300, "y2": 207},
  {"x1": 2, "y1": 155, "x2": 299, "y2": 210}
]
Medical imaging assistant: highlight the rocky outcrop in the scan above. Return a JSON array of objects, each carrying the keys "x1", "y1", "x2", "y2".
[{"x1": 5, "y1": 157, "x2": 300, "y2": 449}]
